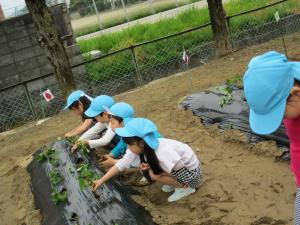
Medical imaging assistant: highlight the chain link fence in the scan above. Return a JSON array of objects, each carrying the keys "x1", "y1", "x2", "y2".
[{"x1": 1, "y1": 0, "x2": 300, "y2": 132}]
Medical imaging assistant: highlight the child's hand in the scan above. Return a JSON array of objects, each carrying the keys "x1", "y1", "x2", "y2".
[
  {"x1": 99, "y1": 155, "x2": 117, "y2": 168},
  {"x1": 71, "y1": 143, "x2": 78, "y2": 153},
  {"x1": 92, "y1": 180, "x2": 103, "y2": 192},
  {"x1": 65, "y1": 132, "x2": 72, "y2": 138},
  {"x1": 71, "y1": 140, "x2": 88, "y2": 153},
  {"x1": 140, "y1": 163, "x2": 150, "y2": 171}
]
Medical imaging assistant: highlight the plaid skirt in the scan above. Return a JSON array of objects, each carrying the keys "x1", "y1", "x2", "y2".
[{"x1": 171, "y1": 163, "x2": 203, "y2": 189}]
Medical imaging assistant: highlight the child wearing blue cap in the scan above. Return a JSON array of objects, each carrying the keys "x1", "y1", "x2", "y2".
[
  {"x1": 64, "y1": 90, "x2": 96, "y2": 138},
  {"x1": 244, "y1": 51, "x2": 300, "y2": 224},
  {"x1": 71, "y1": 95, "x2": 118, "y2": 152},
  {"x1": 92, "y1": 118, "x2": 202, "y2": 202},
  {"x1": 99, "y1": 102, "x2": 136, "y2": 168}
]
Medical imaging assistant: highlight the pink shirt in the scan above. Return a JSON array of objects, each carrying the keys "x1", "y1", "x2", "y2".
[{"x1": 284, "y1": 117, "x2": 300, "y2": 187}]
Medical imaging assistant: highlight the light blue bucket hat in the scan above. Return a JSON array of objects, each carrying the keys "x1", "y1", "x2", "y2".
[
  {"x1": 243, "y1": 51, "x2": 300, "y2": 135},
  {"x1": 64, "y1": 90, "x2": 84, "y2": 110},
  {"x1": 115, "y1": 118, "x2": 159, "y2": 150},
  {"x1": 105, "y1": 102, "x2": 135, "y2": 124},
  {"x1": 85, "y1": 95, "x2": 115, "y2": 118}
]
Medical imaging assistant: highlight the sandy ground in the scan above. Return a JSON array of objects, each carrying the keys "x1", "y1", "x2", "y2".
[{"x1": 1, "y1": 33, "x2": 300, "y2": 225}]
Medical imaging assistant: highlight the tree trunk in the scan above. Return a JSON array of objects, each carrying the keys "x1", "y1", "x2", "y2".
[
  {"x1": 25, "y1": 0, "x2": 76, "y2": 99},
  {"x1": 207, "y1": 0, "x2": 231, "y2": 57}
]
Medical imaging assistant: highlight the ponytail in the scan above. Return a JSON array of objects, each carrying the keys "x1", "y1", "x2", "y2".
[{"x1": 123, "y1": 136, "x2": 163, "y2": 182}]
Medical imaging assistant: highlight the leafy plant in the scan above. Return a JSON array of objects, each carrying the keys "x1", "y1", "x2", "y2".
[
  {"x1": 51, "y1": 190, "x2": 68, "y2": 205},
  {"x1": 226, "y1": 75, "x2": 243, "y2": 88},
  {"x1": 217, "y1": 86, "x2": 233, "y2": 108},
  {"x1": 66, "y1": 136, "x2": 78, "y2": 145},
  {"x1": 49, "y1": 170, "x2": 63, "y2": 185},
  {"x1": 37, "y1": 147, "x2": 57, "y2": 165},
  {"x1": 77, "y1": 164, "x2": 100, "y2": 190},
  {"x1": 77, "y1": 141, "x2": 90, "y2": 156}
]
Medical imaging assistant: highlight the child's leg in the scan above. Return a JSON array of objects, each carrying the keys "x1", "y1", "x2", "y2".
[
  {"x1": 295, "y1": 187, "x2": 300, "y2": 225},
  {"x1": 149, "y1": 170, "x2": 183, "y2": 188}
]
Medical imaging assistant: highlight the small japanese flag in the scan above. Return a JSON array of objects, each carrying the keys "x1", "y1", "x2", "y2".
[
  {"x1": 42, "y1": 89, "x2": 54, "y2": 102},
  {"x1": 182, "y1": 50, "x2": 190, "y2": 64}
]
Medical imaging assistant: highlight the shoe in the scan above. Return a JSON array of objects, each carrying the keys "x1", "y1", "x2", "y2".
[
  {"x1": 161, "y1": 185, "x2": 175, "y2": 193},
  {"x1": 167, "y1": 187, "x2": 196, "y2": 202}
]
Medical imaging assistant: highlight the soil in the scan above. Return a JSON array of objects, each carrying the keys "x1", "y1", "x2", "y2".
[{"x1": 1, "y1": 33, "x2": 300, "y2": 225}]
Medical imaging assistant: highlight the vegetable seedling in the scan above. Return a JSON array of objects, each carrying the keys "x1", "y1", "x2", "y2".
[
  {"x1": 77, "y1": 141, "x2": 90, "y2": 156},
  {"x1": 37, "y1": 147, "x2": 58, "y2": 166},
  {"x1": 76, "y1": 164, "x2": 100, "y2": 190},
  {"x1": 49, "y1": 169, "x2": 63, "y2": 186},
  {"x1": 226, "y1": 75, "x2": 243, "y2": 88},
  {"x1": 51, "y1": 189, "x2": 68, "y2": 205},
  {"x1": 216, "y1": 86, "x2": 233, "y2": 108},
  {"x1": 67, "y1": 136, "x2": 78, "y2": 145}
]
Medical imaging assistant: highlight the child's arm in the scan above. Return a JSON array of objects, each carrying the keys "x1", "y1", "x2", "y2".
[
  {"x1": 66, "y1": 119, "x2": 93, "y2": 137},
  {"x1": 88, "y1": 127, "x2": 115, "y2": 148},
  {"x1": 93, "y1": 150, "x2": 140, "y2": 189},
  {"x1": 110, "y1": 139, "x2": 127, "y2": 158},
  {"x1": 92, "y1": 165, "x2": 120, "y2": 191},
  {"x1": 79, "y1": 122, "x2": 106, "y2": 141}
]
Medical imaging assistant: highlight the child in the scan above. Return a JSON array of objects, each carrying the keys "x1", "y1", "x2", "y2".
[
  {"x1": 71, "y1": 95, "x2": 117, "y2": 151},
  {"x1": 100, "y1": 102, "x2": 136, "y2": 168},
  {"x1": 64, "y1": 90, "x2": 95, "y2": 138},
  {"x1": 243, "y1": 51, "x2": 300, "y2": 224},
  {"x1": 93, "y1": 118, "x2": 202, "y2": 202}
]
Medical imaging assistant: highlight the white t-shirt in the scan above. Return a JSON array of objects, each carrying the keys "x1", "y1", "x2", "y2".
[
  {"x1": 88, "y1": 124, "x2": 116, "y2": 149},
  {"x1": 115, "y1": 138, "x2": 200, "y2": 173},
  {"x1": 78, "y1": 122, "x2": 107, "y2": 141}
]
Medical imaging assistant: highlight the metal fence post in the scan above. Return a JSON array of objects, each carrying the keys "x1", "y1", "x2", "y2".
[
  {"x1": 130, "y1": 46, "x2": 144, "y2": 85},
  {"x1": 226, "y1": 17, "x2": 234, "y2": 50},
  {"x1": 92, "y1": 0, "x2": 103, "y2": 30},
  {"x1": 23, "y1": 83, "x2": 38, "y2": 119}
]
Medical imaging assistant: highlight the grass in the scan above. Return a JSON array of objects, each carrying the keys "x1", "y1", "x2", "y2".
[
  {"x1": 73, "y1": 0, "x2": 195, "y2": 37},
  {"x1": 78, "y1": 0, "x2": 300, "y2": 82}
]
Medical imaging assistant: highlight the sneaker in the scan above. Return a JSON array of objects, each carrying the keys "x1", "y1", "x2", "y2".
[
  {"x1": 161, "y1": 185, "x2": 175, "y2": 193},
  {"x1": 167, "y1": 187, "x2": 196, "y2": 202}
]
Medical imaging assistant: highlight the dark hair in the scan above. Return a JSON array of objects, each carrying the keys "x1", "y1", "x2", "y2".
[
  {"x1": 295, "y1": 79, "x2": 300, "y2": 86},
  {"x1": 123, "y1": 136, "x2": 163, "y2": 178},
  {"x1": 69, "y1": 95, "x2": 92, "y2": 121},
  {"x1": 111, "y1": 115, "x2": 123, "y2": 123}
]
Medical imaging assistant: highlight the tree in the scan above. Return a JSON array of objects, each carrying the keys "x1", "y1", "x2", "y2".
[
  {"x1": 207, "y1": 0, "x2": 231, "y2": 57},
  {"x1": 25, "y1": 0, "x2": 76, "y2": 98}
]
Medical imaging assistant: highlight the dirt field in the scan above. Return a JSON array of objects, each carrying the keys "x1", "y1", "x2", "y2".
[{"x1": 1, "y1": 33, "x2": 300, "y2": 225}]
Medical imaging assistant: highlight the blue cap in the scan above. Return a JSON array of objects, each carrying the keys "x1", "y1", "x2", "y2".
[
  {"x1": 64, "y1": 90, "x2": 84, "y2": 110},
  {"x1": 105, "y1": 102, "x2": 135, "y2": 120},
  {"x1": 244, "y1": 51, "x2": 300, "y2": 135},
  {"x1": 115, "y1": 118, "x2": 159, "y2": 150},
  {"x1": 85, "y1": 95, "x2": 115, "y2": 117}
]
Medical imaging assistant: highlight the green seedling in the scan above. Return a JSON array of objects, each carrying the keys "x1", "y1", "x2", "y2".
[
  {"x1": 77, "y1": 164, "x2": 100, "y2": 190},
  {"x1": 49, "y1": 170, "x2": 63, "y2": 186},
  {"x1": 77, "y1": 141, "x2": 90, "y2": 156},
  {"x1": 226, "y1": 75, "x2": 243, "y2": 88},
  {"x1": 67, "y1": 136, "x2": 78, "y2": 145},
  {"x1": 216, "y1": 86, "x2": 233, "y2": 108},
  {"x1": 36, "y1": 148, "x2": 58, "y2": 166},
  {"x1": 51, "y1": 189, "x2": 68, "y2": 205}
]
